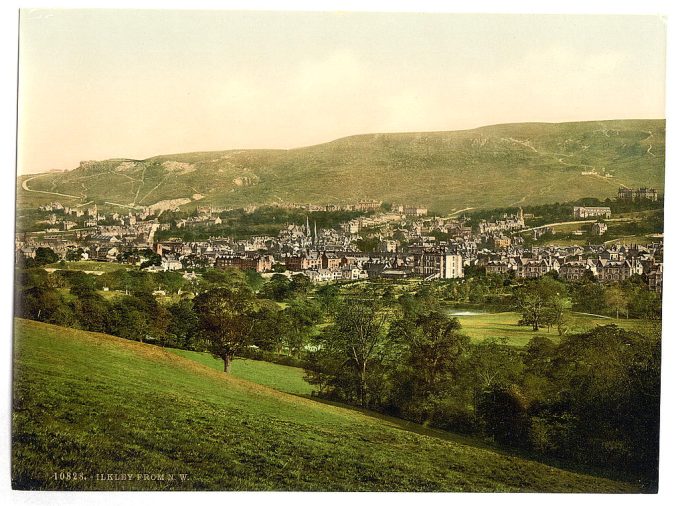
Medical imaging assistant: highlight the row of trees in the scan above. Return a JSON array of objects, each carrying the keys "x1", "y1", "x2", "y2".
[{"x1": 447, "y1": 269, "x2": 661, "y2": 323}]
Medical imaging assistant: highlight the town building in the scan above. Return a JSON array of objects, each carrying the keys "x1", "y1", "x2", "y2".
[
  {"x1": 215, "y1": 254, "x2": 274, "y2": 273},
  {"x1": 414, "y1": 249, "x2": 463, "y2": 279},
  {"x1": 356, "y1": 199, "x2": 382, "y2": 212},
  {"x1": 617, "y1": 187, "x2": 659, "y2": 202},
  {"x1": 648, "y1": 264, "x2": 663, "y2": 294},
  {"x1": 404, "y1": 206, "x2": 428, "y2": 217},
  {"x1": 573, "y1": 206, "x2": 612, "y2": 219},
  {"x1": 591, "y1": 222, "x2": 608, "y2": 236}
]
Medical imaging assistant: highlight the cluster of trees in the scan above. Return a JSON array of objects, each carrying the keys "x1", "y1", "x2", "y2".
[
  {"x1": 156, "y1": 206, "x2": 367, "y2": 242},
  {"x1": 18, "y1": 268, "x2": 181, "y2": 347},
  {"x1": 443, "y1": 270, "x2": 661, "y2": 323},
  {"x1": 304, "y1": 287, "x2": 660, "y2": 488},
  {"x1": 20, "y1": 247, "x2": 60, "y2": 268},
  {"x1": 566, "y1": 274, "x2": 661, "y2": 320},
  {"x1": 14, "y1": 265, "x2": 323, "y2": 368}
]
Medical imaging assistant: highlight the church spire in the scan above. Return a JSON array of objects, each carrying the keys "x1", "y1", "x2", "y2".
[{"x1": 314, "y1": 220, "x2": 317, "y2": 245}]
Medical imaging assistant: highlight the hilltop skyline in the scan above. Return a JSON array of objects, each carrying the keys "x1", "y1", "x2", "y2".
[{"x1": 18, "y1": 11, "x2": 666, "y2": 174}]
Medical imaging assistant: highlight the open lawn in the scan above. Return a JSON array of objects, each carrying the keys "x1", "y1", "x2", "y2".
[
  {"x1": 455, "y1": 311, "x2": 656, "y2": 347},
  {"x1": 46, "y1": 261, "x2": 132, "y2": 273},
  {"x1": 12, "y1": 318, "x2": 636, "y2": 492}
]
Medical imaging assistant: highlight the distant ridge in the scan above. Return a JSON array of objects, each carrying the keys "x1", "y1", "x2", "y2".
[{"x1": 17, "y1": 119, "x2": 665, "y2": 212}]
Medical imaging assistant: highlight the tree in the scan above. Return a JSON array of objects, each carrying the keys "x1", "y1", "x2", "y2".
[
  {"x1": 390, "y1": 310, "x2": 467, "y2": 391},
  {"x1": 20, "y1": 285, "x2": 74, "y2": 325},
  {"x1": 477, "y1": 384, "x2": 531, "y2": 448},
  {"x1": 310, "y1": 298, "x2": 389, "y2": 407},
  {"x1": 65, "y1": 247, "x2": 84, "y2": 262},
  {"x1": 251, "y1": 300, "x2": 289, "y2": 353},
  {"x1": 283, "y1": 298, "x2": 322, "y2": 357},
  {"x1": 259, "y1": 273, "x2": 291, "y2": 301},
  {"x1": 316, "y1": 284, "x2": 340, "y2": 314},
  {"x1": 289, "y1": 273, "x2": 312, "y2": 297},
  {"x1": 193, "y1": 286, "x2": 256, "y2": 373},
  {"x1": 516, "y1": 287, "x2": 546, "y2": 331},
  {"x1": 515, "y1": 277, "x2": 566, "y2": 331},
  {"x1": 625, "y1": 285, "x2": 661, "y2": 320},
  {"x1": 33, "y1": 247, "x2": 59, "y2": 266},
  {"x1": 244, "y1": 269, "x2": 265, "y2": 292},
  {"x1": 62, "y1": 271, "x2": 98, "y2": 298},
  {"x1": 571, "y1": 279, "x2": 606, "y2": 314},
  {"x1": 109, "y1": 296, "x2": 152, "y2": 342},
  {"x1": 140, "y1": 252, "x2": 161, "y2": 269},
  {"x1": 605, "y1": 286, "x2": 627, "y2": 319},
  {"x1": 73, "y1": 293, "x2": 111, "y2": 333},
  {"x1": 546, "y1": 325, "x2": 660, "y2": 483},
  {"x1": 387, "y1": 309, "x2": 471, "y2": 426},
  {"x1": 468, "y1": 338, "x2": 524, "y2": 393},
  {"x1": 167, "y1": 299, "x2": 200, "y2": 350},
  {"x1": 547, "y1": 294, "x2": 572, "y2": 335}
]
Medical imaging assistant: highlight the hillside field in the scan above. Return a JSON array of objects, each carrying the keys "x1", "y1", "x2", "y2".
[
  {"x1": 17, "y1": 119, "x2": 665, "y2": 213},
  {"x1": 11, "y1": 318, "x2": 637, "y2": 492}
]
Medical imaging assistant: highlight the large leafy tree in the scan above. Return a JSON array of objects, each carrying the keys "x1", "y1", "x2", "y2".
[
  {"x1": 167, "y1": 299, "x2": 200, "y2": 350},
  {"x1": 390, "y1": 310, "x2": 468, "y2": 392},
  {"x1": 193, "y1": 286, "x2": 256, "y2": 373},
  {"x1": 387, "y1": 309, "x2": 471, "y2": 426},
  {"x1": 309, "y1": 297, "x2": 389, "y2": 407},
  {"x1": 604, "y1": 285, "x2": 628, "y2": 319},
  {"x1": 250, "y1": 300, "x2": 290, "y2": 353},
  {"x1": 33, "y1": 247, "x2": 59, "y2": 266},
  {"x1": 515, "y1": 277, "x2": 568, "y2": 331},
  {"x1": 283, "y1": 298, "x2": 322, "y2": 357},
  {"x1": 259, "y1": 273, "x2": 291, "y2": 301}
]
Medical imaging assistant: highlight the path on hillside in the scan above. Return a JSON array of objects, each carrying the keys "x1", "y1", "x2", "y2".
[
  {"x1": 516, "y1": 216, "x2": 638, "y2": 234},
  {"x1": 21, "y1": 174, "x2": 81, "y2": 199},
  {"x1": 448, "y1": 207, "x2": 475, "y2": 217}
]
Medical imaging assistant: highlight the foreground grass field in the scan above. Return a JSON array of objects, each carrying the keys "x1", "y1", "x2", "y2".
[
  {"x1": 454, "y1": 311, "x2": 655, "y2": 347},
  {"x1": 12, "y1": 318, "x2": 637, "y2": 492}
]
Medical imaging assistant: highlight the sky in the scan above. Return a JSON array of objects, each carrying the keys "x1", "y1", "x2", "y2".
[{"x1": 17, "y1": 10, "x2": 666, "y2": 174}]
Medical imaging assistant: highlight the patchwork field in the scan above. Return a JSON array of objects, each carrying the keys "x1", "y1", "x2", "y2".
[{"x1": 12, "y1": 318, "x2": 636, "y2": 492}]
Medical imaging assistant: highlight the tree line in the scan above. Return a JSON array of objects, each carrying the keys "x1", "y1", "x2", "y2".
[{"x1": 447, "y1": 268, "x2": 661, "y2": 322}]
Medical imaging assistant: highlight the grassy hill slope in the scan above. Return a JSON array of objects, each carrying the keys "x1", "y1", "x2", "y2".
[
  {"x1": 17, "y1": 119, "x2": 665, "y2": 213},
  {"x1": 12, "y1": 318, "x2": 636, "y2": 492},
  {"x1": 168, "y1": 348, "x2": 313, "y2": 395}
]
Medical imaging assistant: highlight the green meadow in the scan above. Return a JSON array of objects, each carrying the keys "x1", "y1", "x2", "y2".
[
  {"x1": 454, "y1": 310, "x2": 655, "y2": 347},
  {"x1": 12, "y1": 318, "x2": 636, "y2": 492},
  {"x1": 45, "y1": 261, "x2": 131, "y2": 273}
]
